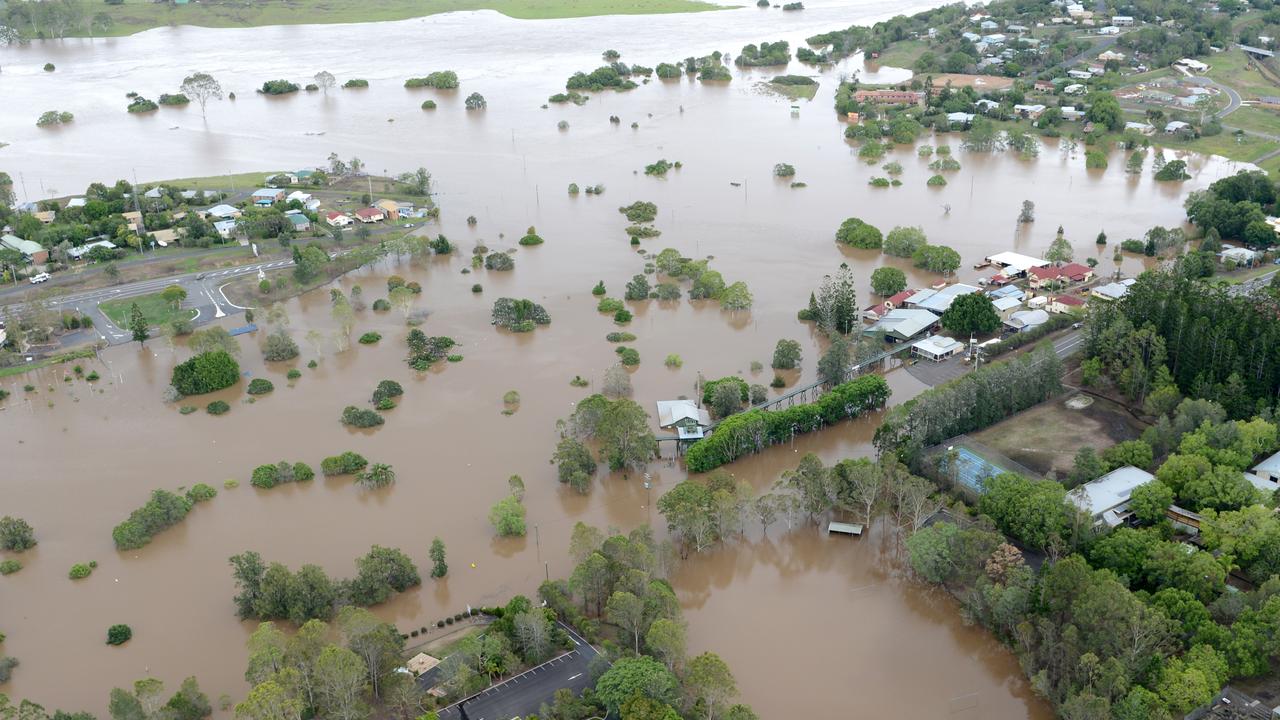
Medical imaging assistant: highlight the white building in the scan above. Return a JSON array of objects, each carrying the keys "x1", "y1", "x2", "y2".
[
  {"x1": 655, "y1": 400, "x2": 712, "y2": 440},
  {"x1": 1164, "y1": 120, "x2": 1191, "y2": 134},
  {"x1": 205, "y1": 203, "x2": 241, "y2": 219},
  {"x1": 1068, "y1": 466, "x2": 1155, "y2": 527},
  {"x1": 986, "y1": 251, "x2": 1051, "y2": 276},
  {"x1": 864, "y1": 308, "x2": 940, "y2": 342},
  {"x1": 1091, "y1": 278, "x2": 1136, "y2": 301},
  {"x1": 912, "y1": 335, "x2": 965, "y2": 361},
  {"x1": 213, "y1": 220, "x2": 238, "y2": 239},
  {"x1": 905, "y1": 284, "x2": 982, "y2": 314},
  {"x1": 1176, "y1": 58, "x2": 1210, "y2": 73},
  {"x1": 1221, "y1": 246, "x2": 1260, "y2": 265},
  {"x1": 1004, "y1": 308, "x2": 1050, "y2": 332},
  {"x1": 1112, "y1": 15, "x2": 1134, "y2": 25}
]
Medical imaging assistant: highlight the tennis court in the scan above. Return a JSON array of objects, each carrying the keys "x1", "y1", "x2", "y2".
[
  {"x1": 927, "y1": 437, "x2": 1039, "y2": 494},
  {"x1": 952, "y1": 446, "x2": 1004, "y2": 493}
]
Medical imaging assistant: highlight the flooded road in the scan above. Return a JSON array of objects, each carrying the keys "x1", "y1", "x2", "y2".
[{"x1": 0, "y1": 0, "x2": 1249, "y2": 715}]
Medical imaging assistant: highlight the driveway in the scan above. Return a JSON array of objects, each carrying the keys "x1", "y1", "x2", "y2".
[{"x1": 434, "y1": 623, "x2": 602, "y2": 720}]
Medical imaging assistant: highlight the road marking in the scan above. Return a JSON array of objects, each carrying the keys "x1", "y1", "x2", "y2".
[{"x1": 567, "y1": 673, "x2": 582, "y2": 680}]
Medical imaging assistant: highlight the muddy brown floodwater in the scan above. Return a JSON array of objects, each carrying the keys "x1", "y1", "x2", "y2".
[{"x1": 0, "y1": 1, "x2": 1253, "y2": 716}]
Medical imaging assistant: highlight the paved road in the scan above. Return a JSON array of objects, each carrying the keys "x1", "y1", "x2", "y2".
[
  {"x1": 1227, "y1": 268, "x2": 1279, "y2": 296},
  {"x1": 2, "y1": 258, "x2": 292, "y2": 345},
  {"x1": 1183, "y1": 75, "x2": 1243, "y2": 118},
  {"x1": 1055, "y1": 34, "x2": 1119, "y2": 72},
  {"x1": 435, "y1": 623, "x2": 602, "y2": 720}
]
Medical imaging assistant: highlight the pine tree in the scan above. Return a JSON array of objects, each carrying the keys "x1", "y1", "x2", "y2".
[{"x1": 129, "y1": 302, "x2": 149, "y2": 345}]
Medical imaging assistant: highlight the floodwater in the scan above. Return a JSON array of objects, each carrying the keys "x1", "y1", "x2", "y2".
[{"x1": 0, "y1": 0, "x2": 1250, "y2": 716}]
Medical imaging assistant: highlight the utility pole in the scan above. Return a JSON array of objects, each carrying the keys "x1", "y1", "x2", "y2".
[{"x1": 132, "y1": 168, "x2": 148, "y2": 254}]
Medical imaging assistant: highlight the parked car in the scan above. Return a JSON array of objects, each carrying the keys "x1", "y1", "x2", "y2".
[{"x1": 29, "y1": 272, "x2": 50, "y2": 284}]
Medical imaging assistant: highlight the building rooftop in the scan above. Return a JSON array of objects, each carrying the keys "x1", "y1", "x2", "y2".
[
  {"x1": 992, "y1": 296, "x2": 1023, "y2": 312},
  {"x1": 865, "y1": 308, "x2": 939, "y2": 340},
  {"x1": 1, "y1": 234, "x2": 44, "y2": 257},
  {"x1": 1068, "y1": 465, "x2": 1154, "y2": 526},
  {"x1": 909, "y1": 284, "x2": 981, "y2": 314},
  {"x1": 206, "y1": 204, "x2": 240, "y2": 217},
  {"x1": 251, "y1": 188, "x2": 282, "y2": 198},
  {"x1": 656, "y1": 400, "x2": 710, "y2": 429},
  {"x1": 913, "y1": 334, "x2": 964, "y2": 357},
  {"x1": 987, "y1": 251, "x2": 1050, "y2": 272}
]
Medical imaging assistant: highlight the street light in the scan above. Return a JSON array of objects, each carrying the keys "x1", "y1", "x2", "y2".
[{"x1": 643, "y1": 473, "x2": 652, "y2": 525}]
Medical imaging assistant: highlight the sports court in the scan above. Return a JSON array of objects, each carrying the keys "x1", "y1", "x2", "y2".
[{"x1": 927, "y1": 437, "x2": 1040, "y2": 494}]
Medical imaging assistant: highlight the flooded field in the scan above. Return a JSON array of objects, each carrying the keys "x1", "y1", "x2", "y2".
[{"x1": 0, "y1": 0, "x2": 1252, "y2": 715}]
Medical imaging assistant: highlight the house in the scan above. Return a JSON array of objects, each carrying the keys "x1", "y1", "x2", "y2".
[
  {"x1": 1029, "y1": 263, "x2": 1095, "y2": 287},
  {"x1": 66, "y1": 197, "x2": 86, "y2": 208},
  {"x1": 656, "y1": 400, "x2": 712, "y2": 441},
  {"x1": 1005, "y1": 309, "x2": 1050, "y2": 332},
  {"x1": 1125, "y1": 121, "x2": 1156, "y2": 135},
  {"x1": 1163, "y1": 120, "x2": 1191, "y2": 135},
  {"x1": 1067, "y1": 69, "x2": 1094, "y2": 80},
  {"x1": 1034, "y1": 80, "x2": 1056, "y2": 92},
  {"x1": 986, "y1": 251, "x2": 1050, "y2": 276},
  {"x1": 947, "y1": 111, "x2": 976, "y2": 126},
  {"x1": 1049, "y1": 295, "x2": 1085, "y2": 313},
  {"x1": 144, "y1": 187, "x2": 164, "y2": 199},
  {"x1": 374, "y1": 199, "x2": 401, "y2": 221},
  {"x1": 1013, "y1": 103, "x2": 1046, "y2": 119},
  {"x1": 1063, "y1": 83, "x2": 1087, "y2": 95},
  {"x1": 1, "y1": 234, "x2": 48, "y2": 264},
  {"x1": 251, "y1": 188, "x2": 285, "y2": 206},
  {"x1": 976, "y1": 98, "x2": 1001, "y2": 113},
  {"x1": 325, "y1": 211, "x2": 352, "y2": 227},
  {"x1": 286, "y1": 190, "x2": 312, "y2": 206},
  {"x1": 1087, "y1": 64, "x2": 1105, "y2": 75},
  {"x1": 1111, "y1": 15, "x2": 1134, "y2": 25},
  {"x1": 1221, "y1": 246, "x2": 1260, "y2": 266},
  {"x1": 1007, "y1": 24, "x2": 1029, "y2": 33},
  {"x1": 982, "y1": 33, "x2": 1007, "y2": 45},
  {"x1": 1091, "y1": 278, "x2": 1136, "y2": 301},
  {"x1": 1061, "y1": 107, "x2": 1085, "y2": 121},
  {"x1": 912, "y1": 334, "x2": 965, "y2": 362},
  {"x1": 906, "y1": 284, "x2": 981, "y2": 314},
  {"x1": 354, "y1": 207, "x2": 385, "y2": 224},
  {"x1": 121, "y1": 211, "x2": 142, "y2": 231},
  {"x1": 864, "y1": 308, "x2": 940, "y2": 342},
  {"x1": 206, "y1": 203, "x2": 241, "y2": 220},
  {"x1": 962, "y1": 31, "x2": 982, "y2": 43},
  {"x1": 294, "y1": 169, "x2": 317, "y2": 183},
  {"x1": 980, "y1": 19, "x2": 999, "y2": 30},
  {"x1": 1068, "y1": 466, "x2": 1155, "y2": 527},
  {"x1": 1176, "y1": 58, "x2": 1209, "y2": 73},
  {"x1": 1243, "y1": 449, "x2": 1280, "y2": 494},
  {"x1": 988, "y1": 285, "x2": 1025, "y2": 301},
  {"x1": 1098, "y1": 49, "x2": 1125, "y2": 61},
  {"x1": 150, "y1": 228, "x2": 182, "y2": 247},
  {"x1": 853, "y1": 89, "x2": 924, "y2": 105},
  {"x1": 864, "y1": 289, "x2": 916, "y2": 321},
  {"x1": 286, "y1": 214, "x2": 312, "y2": 232},
  {"x1": 213, "y1": 219, "x2": 238, "y2": 239},
  {"x1": 992, "y1": 295, "x2": 1023, "y2": 313},
  {"x1": 66, "y1": 239, "x2": 117, "y2": 260},
  {"x1": 180, "y1": 190, "x2": 199, "y2": 200},
  {"x1": 33, "y1": 210, "x2": 55, "y2": 224},
  {"x1": 1097, "y1": 25, "x2": 1120, "y2": 35}
]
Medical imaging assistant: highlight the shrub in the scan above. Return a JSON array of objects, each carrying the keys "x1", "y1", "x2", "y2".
[
  {"x1": 43, "y1": 62, "x2": 55, "y2": 71},
  {"x1": 376, "y1": 398, "x2": 396, "y2": 411},
  {"x1": 342, "y1": 78, "x2": 369, "y2": 88},
  {"x1": 111, "y1": 489, "x2": 193, "y2": 550},
  {"x1": 421, "y1": 99, "x2": 437, "y2": 110},
  {"x1": 518, "y1": 226, "x2": 545, "y2": 246},
  {"x1": 597, "y1": 297, "x2": 624, "y2": 313},
  {"x1": 774, "y1": 163, "x2": 796, "y2": 177},
  {"x1": 406, "y1": 70, "x2": 459, "y2": 89},
  {"x1": 286, "y1": 369, "x2": 302, "y2": 380},
  {"x1": 835, "y1": 217, "x2": 882, "y2": 248},
  {"x1": 665, "y1": 354, "x2": 683, "y2": 367},
  {"x1": 926, "y1": 174, "x2": 947, "y2": 186},
  {"x1": 372, "y1": 299, "x2": 391, "y2": 311},
  {"x1": 246, "y1": 378, "x2": 274, "y2": 395},
  {"x1": 372, "y1": 380, "x2": 404, "y2": 404},
  {"x1": 569, "y1": 183, "x2": 581, "y2": 194},
  {"x1": 179, "y1": 406, "x2": 197, "y2": 415},
  {"x1": 770, "y1": 374, "x2": 786, "y2": 388},
  {"x1": 321, "y1": 451, "x2": 369, "y2": 476},
  {"x1": 127, "y1": 97, "x2": 158, "y2": 113},
  {"x1": 224, "y1": 479, "x2": 239, "y2": 489},
  {"x1": 206, "y1": 400, "x2": 230, "y2": 415},
  {"x1": 503, "y1": 390, "x2": 521, "y2": 404},
  {"x1": 259, "y1": 80, "x2": 299, "y2": 95},
  {"x1": 358, "y1": 332, "x2": 382, "y2": 344},
  {"x1": 447, "y1": 354, "x2": 463, "y2": 362},
  {"x1": 158, "y1": 93, "x2": 189, "y2": 106},
  {"x1": 171, "y1": 351, "x2": 240, "y2": 396},
  {"x1": 471, "y1": 284, "x2": 483, "y2": 293},
  {"x1": 342, "y1": 406, "x2": 384, "y2": 428},
  {"x1": 571, "y1": 376, "x2": 590, "y2": 387},
  {"x1": 186, "y1": 483, "x2": 218, "y2": 502},
  {"x1": 69, "y1": 563, "x2": 93, "y2": 580},
  {"x1": 0, "y1": 560, "x2": 20, "y2": 575},
  {"x1": 491, "y1": 298, "x2": 550, "y2": 331},
  {"x1": 616, "y1": 347, "x2": 640, "y2": 366},
  {"x1": 618, "y1": 201, "x2": 658, "y2": 223},
  {"x1": 106, "y1": 624, "x2": 132, "y2": 646},
  {"x1": 484, "y1": 253, "x2": 514, "y2": 271},
  {"x1": 465, "y1": 92, "x2": 486, "y2": 109},
  {"x1": 613, "y1": 309, "x2": 633, "y2": 324}
]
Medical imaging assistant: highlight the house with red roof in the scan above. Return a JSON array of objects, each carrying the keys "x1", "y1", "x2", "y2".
[
  {"x1": 1050, "y1": 295, "x2": 1086, "y2": 313},
  {"x1": 1028, "y1": 263, "x2": 1095, "y2": 288},
  {"x1": 354, "y1": 207, "x2": 385, "y2": 224},
  {"x1": 863, "y1": 289, "x2": 917, "y2": 321},
  {"x1": 325, "y1": 211, "x2": 352, "y2": 227}
]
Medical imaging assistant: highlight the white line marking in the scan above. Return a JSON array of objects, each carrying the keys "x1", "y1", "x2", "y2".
[{"x1": 567, "y1": 673, "x2": 582, "y2": 680}]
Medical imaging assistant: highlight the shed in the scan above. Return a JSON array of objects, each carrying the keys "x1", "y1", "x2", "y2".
[
  {"x1": 656, "y1": 400, "x2": 711, "y2": 440},
  {"x1": 828, "y1": 522, "x2": 864, "y2": 536},
  {"x1": 912, "y1": 334, "x2": 964, "y2": 361},
  {"x1": 986, "y1": 251, "x2": 1050, "y2": 275},
  {"x1": 206, "y1": 203, "x2": 241, "y2": 219},
  {"x1": 1005, "y1": 308, "x2": 1049, "y2": 332},
  {"x1": 66, "y1": 239, "x2": 117, "y2": 260},
  {"x1": 864, "y1": 308, "x2": 939, "y2": 342}
]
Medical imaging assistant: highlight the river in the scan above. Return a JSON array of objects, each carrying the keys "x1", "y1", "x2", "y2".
[{"x1": 0, "y1": 0, "x2": 1252, "y2": 716}]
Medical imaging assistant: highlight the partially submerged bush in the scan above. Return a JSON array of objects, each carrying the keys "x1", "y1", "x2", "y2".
[
  {"x1": 246, "y1": 378, "x2": 274, "y2": 395},
  {"x1": 341, "y1": 406, "x2": 385, "y2": 428},
  {"x1": 321, "y1": 451, "x2": 369, "y2": 476}
]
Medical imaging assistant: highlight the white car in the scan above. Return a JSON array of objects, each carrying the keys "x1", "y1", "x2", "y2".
[{"x1": 29, "y1": 272, "x2": 50, "y2": 284}]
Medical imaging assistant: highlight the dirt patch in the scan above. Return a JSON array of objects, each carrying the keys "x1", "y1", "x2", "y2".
[
  {"x1": 918, "y1": 73, "x2": 1015, "y2": 90},
  {"x1": 970, "y1": 393, "x2": 1148, "y2": 480}
]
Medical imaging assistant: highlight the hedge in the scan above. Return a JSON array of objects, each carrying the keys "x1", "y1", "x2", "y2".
[
  {"x1": 250, "y1": 461, "x2": 315, "y2": 489},
  {"x1": 684, "y1": 375, "x2": 890, "y2": 472},
  {"x1": 111, "y1": 489, "x2": 193, "y2": 550}
]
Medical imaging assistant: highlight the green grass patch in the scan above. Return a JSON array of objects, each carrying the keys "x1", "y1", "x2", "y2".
[
  {"x1": 99, "y1": 292, "x2": 196, "y2": 328},
  {"x1": 159, "y1": 170, "x2": 286, "y2": 192},
  {"x1": 871, "y1": 40, "x2": 928, "y2": 70},
  {"x1": 0, "y1": 347, "x2": 98, "y2": 380},
  {"x1": 1205, "y1": 50, "x2": 1280, "y2": 100},
  {"x1": 87, "y1": 0, "x2": 726, "y2": 37},
  {"x1": 765, "y1": 81, "x2": 818, "y2": 100},
  {"x1": 1223, "y1": 106, "x2": 1280, "y2": 137}
]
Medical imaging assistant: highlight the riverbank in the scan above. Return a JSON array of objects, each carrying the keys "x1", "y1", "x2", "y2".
[{"x1": 74, "y1": 0, "x2": 731, "y2": 38}]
